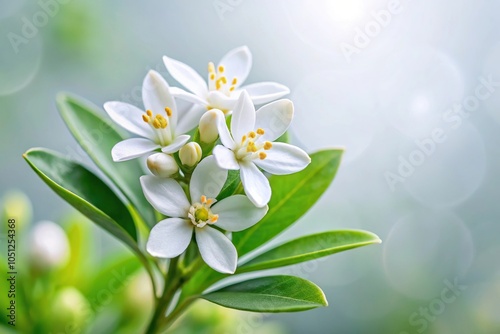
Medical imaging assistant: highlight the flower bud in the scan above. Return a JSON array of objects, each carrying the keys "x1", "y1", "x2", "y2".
[
  {"x1": 179, "y1": 142, "x2": 202, "y2": 167},
  {"x1": 29, "y1": 221, "x2": 70, "y2": 270},
  {"x1": 199, "y1": 110, "x2": 220, "y2": 143},
  {"x1": 147, "y1": 153, "x2": 178, "y2": 177},
  {"x1": 50, "y1": 287, "x2": 91, "y2": 333}
]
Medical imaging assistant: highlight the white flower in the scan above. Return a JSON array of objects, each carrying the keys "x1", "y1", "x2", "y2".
[
  {"x1": 163, "y1": 46, "x2": 290, "y2": 115},
  {"x1": 104, "y1": 70, "x2": 201, "y2": 162},
  {"x1": 29, "y1": 221, "x2": 70, "y2": 269},
  {"x1": 213, "y1": 91, "x2": 311, "y2": 208},
  {"x1": 142, "y1": 156, "x2": 268, "y2": 274}
]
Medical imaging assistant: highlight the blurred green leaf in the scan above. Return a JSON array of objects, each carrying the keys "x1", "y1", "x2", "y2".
[
  {"x1": 57, "y1": 93, "x2": 155, "y2": 228},
  {"x1": 238, "y1": 230, "x2": 381, "y2": 273},
  {"x1": 233, "y1": 149, "x2": 343, "y2": 255},
  {"x1": 201, "y1": 275, "x2": 327, "y2": 312},
  {"x1": 216, "y1": 170, "x2": 240, "y2": 201},
  {"x1": 23, "y1": 148, "x2": 139, "y2": 251}
]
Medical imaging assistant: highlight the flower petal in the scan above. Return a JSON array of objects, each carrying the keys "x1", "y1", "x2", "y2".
[
  {"x1": 254, "y1": 99, "x2": 293, "y2": 142},
  {"x1": 147, "y1": 218, "x2": 193, "y2": 258},
  {"x1": 163, "y1": 56, "x2": 208, "y2": 97},
  {"x1": 161, "y1": 134, "x2": 190, "y2": 154},
  {"x1": 104, "y1": 101, "x2": 154, "y2": 139},
  {"x1": 195, "y1": 227, "x2": 237, "y2": 274},
  {"x1": 240, "y1": 162, "x2": 271, "y2": 208},
  {"x1": 206, "y1": 91, "x2": 239, "y2": 111},
  {"x1": 111, "y1": 138, "x2": 160, "y2": 162},
  {"x1": 254, "y1": 142, "x2": 311, "y2": 175},
  {"x1": 214, "y1": 109, "x2": 236, "y2": 149},
  {"x1": 143, "y1": 70, "x2": 178, "y2": 130},
  {"x1": 176, "y1": 104, "x2": 206, "y2": 135},
  {"x1": 212, "y1": 195, "x2": 268, "y2": 232},
  {"x1": 170, "y1": 87, "x2": 209, "y2": 106},
  {"x1": 213, "y1": 145, "x2": 240, "y2": 170},
  {"x1": 140, "y1": 175, "x2": 190, "y2": 217},
  {"x1": 231, "y1": 91, "x2": 256, "y2": 143},
  {"x1": 240, "y1": 82, "x2": 290, "y2": 105},
  {"x1": 218, "y1": 46, "x2": 252, "y2": 88},
  {"x1": 190, "y1": 156, "x2": 228, "y2": 202}
]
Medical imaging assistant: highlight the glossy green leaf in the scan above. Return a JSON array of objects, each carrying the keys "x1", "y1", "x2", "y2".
[
  {"x1": 216, "y1": 169, "x2": 240, "y2": 201},
  {"x1": 57, "y1": 93, "x2": 155, "y2": 227},
  {"x1": 233, "y1": 149, "x2": 343, "y2": 255},
  {"x1": 24, "y1": 148, "x2": 138, "y2": 248},
  {"x1": 201, "y1": 275, "x2": 327, "y2": 312},
  {"x1": 238, "y1": 230, "x2": 381, "y2": 273}
]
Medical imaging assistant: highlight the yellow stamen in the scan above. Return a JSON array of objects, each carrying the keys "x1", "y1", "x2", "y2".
[
  {"x1": 165, "y1": 107, "x2": 172, "y2": 117},
  {"x1": 206, "y1": 198, "x2": 213, "y2": 205},
  {"x1": 146, "y1": 110, "x2": 153, "y2": 117},
  {"x1": 142, "y1": 115, "x2": 150, "y2": 123},
  {"x1": 247, "y1": 141, "x2": 257, "y2": 153},
  {"x1": 259, "y1": 152, "x2": 267, "y2": 160},
  {"x1": 211, "y1": 215, "x2": 219, "y2": 223},
  {"x1": 210, "y1": 73, "x2": 215, "y2": 80},
  {"x1": 256, "y1": 128, "x2": 265, "y2": 135},
  {"x1": 232, "y1": 78, "x2": 237, "y2": 85},
  {"x1": 229, "y1": 86, "x2": 235, "y2": 92},
  {"x1": 218, "y1": 65, "x2": 224, "y2": 73},
  {"x1": 241, "y1": 135, "x2": 247, "y2": 143},
  {"x1": 221, "y1": 76, "x2": 227, "y2": 84},
  {"x1": 264, "y1": 141, "x2": 273, "y2": 150},
  {"x1": 153, "y1": 119, "x2": 161, "y2": 129},
  {"x1": 201, "y1": 195, "x2": 207, "y2": 204},
  {"x1": 208, "y1": 62, "x2": 215, "y2": 73},
  {"x1": 249, "y1": 131, "x2": 256, "y2": 138}
]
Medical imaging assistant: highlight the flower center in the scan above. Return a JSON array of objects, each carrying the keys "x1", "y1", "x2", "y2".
[
  {"x1": 188, "y1": 195, "x2": 219, "y2": 228},
  {"x1": 207, "y1": 62, "x2": 238, "y2": 96},
  {"x1": 141, "y1": 107, "x2": 173, "y2": 146},
  {"x1": 235, "y1": 128, "x2": 272, "y2": 161}
]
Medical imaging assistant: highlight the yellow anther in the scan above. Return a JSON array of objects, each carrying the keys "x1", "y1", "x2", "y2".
[
  {"x1": 216, "y1": 80, "x2": 221, "y2": 90},
  {"x1": 153, "y1": 119, "x2": 161, "y2": 129},
  {"x1": 259, "y1": 152, "x2": 267, "y2": 160},
  {"x1": 210, "y1": 73, "x2": 215, "y2": 80},
  {"x1": 211, "y1": 215, "x2": 219, "y2": 223},
  {"x1": 142, "y1": 115, "x2": 150, "y2": 123},
  {"x1": 206, "y1": 198, "x2": 213, "y2": 205},
  {"x1": 208, "y1": 62, "x2": 215, "y2": 73},
  {"x1": 246, "y1": 141, "x2": 257, "y2": 153},
  {"x1": 201, "y1": 195, "x2": 207, "y2": 204},
  {"x1": 249, "y1": 131, "x2": 256, "y2": 138},
  {"x1": 256, "y1": 128, "x2": 265, "y2": 135},
  {"x1": 146, "y1": 110, "x2": 153, "y2": 117},
  {"x1": 221, "y1": 76, "x2": 227, "y2": 84},
  {"x1": 229, "y1": 86, "x2": 235, "y2": 92},
  {"x1": 264, "y1": 141, "x2": 273, "y2": 150},
  {"x1": 165, "y1": 107, "x2": 172, "y2": 117},
  {"x1": 160, "y1": 118, "x2": 167, "y2": 129},
  {"x1": 232, "y1": 78, "x2": 237, "y2": 85},
  {"x1": 218, "y1": 65, "x2": 224, "y2": 73}
]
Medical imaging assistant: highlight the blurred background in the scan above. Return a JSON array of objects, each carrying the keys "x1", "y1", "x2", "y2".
[{"x1": 1, "y1": 0, "x2": 500, "y2": 333}]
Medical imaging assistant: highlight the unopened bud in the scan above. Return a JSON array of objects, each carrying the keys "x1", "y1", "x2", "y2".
[
  {"x1": 179, "y1": 142, "x2": 202, "y2": 167},
  {"x1": 147, "y1": 153, "x2": 178, "y2": 177},
  {"x1": 29, "y1": 221, "x2": 70, "y2": 269},
  {"x1": 199, "y1": 110, "x2": 220, "y2": 143}
]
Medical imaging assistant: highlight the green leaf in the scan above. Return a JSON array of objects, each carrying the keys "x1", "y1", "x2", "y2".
[
  {"x1": 23, "y1": 148, "x2": 139, "y2": 249},
  {"x1": 233, "y1": 149, "x2": 343, "y2": 255},
  {"x1": 201, "y1": 275, "x2": 327, "y2": 312},
  {"x1": 56, "y1": 93, "x2": 155, "y2": 227},
  {"x1": 216, "y1": 170, "x2": 240, "y2": 201},
  {"x1": 238, "y1": 230, "x2": 381, "y2": 273}
]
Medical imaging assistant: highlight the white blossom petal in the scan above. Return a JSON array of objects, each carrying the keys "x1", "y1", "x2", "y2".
[
  {"x1": 161, "y1": 135, "x2": 190, "y2": 154},
  {"x1": 218, "y1": 46, "x2": 252, "y2": 87},
  {"x1": 254, "y1": 99, "x2": 293, "y2": 142},
  {"x1": 176, "y1": 104, "x2": 206, "y2": 135},
  {"x1": 254, "y1": 142, "x2": 311, "y2": 175},
  {"x1": 195, "y1": 227, "x2": 237, "y2": 274},
  {"x1": 111, "y1": 138, "x2": 160, "y2": 162},
  {"x1": 241, "y1": 82, "x2": 290, "y2": 105},
  {"x1": 231, "y1": 91, "x2": 255, "y2": 143},
  {"x1": 214, "y1": 109, "x2": 235, "y2": 149},
  {"x1": 143, "y1": 70, "x2": 178, "y2": 129},
  {"x1": 240, "y1": 162, "x2": 271, "y2": 208},
  {"x1": 140, "y1": 175, "x2": 190, "y2": 217},
  {"x1": 104, "y1": 101, "x2": 154, "y2": 139},
  {"x1": 163, "y1": 56, "x2": 208, "y2": 97},
  {"x1": 147, "y1": 218, "x2": 193, "y2": 258},
  {"x1": 190, "y1": 156, "x2": 228, "y2": 202},
  {"x1": 213, "y1": 145, "x2": 240, "y2": 170},
  {"x1": 170, "y1": 87, "x2": 209, "y2": 106},
  {"x1": 206, "y1": 91, "x2": 239, "y2": 111},
  {"x1": 212, "y1": 195, "x2": 268, "y2": 232}
]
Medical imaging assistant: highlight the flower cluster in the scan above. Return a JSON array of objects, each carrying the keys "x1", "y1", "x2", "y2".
[{"x1": 104, "y1": 46, "x2": 310, "y2": 273}]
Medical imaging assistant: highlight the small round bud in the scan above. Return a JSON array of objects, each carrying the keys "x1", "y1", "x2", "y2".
[
  {"x1": 147, "y1": 153, "x2": 178, "y2": 177},
  {"x1": 199, "y1": 110, "x2": 220, "y2": 143},
  {"x1": 179, "y1": 142, "x2": 202, "y2": 167},
  {"x1": 29, "y1": 221, "x2": 70, "y2": 270},
  {"x1": 50, "y1": 287, "x2": 91, "y2": 333}
]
